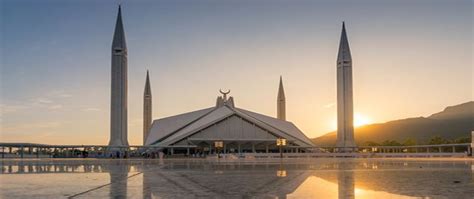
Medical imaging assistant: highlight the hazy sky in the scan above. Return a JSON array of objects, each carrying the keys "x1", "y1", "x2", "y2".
[{"x1": 1, "y1": 0, "x2": 472, "y2": 145}]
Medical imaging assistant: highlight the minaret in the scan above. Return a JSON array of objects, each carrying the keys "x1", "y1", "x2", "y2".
[
  {"x1": 109, "y1": 5, "x2": 129, "y2": 147},
  {"x1": 336, "y1": 22, "x2": 356, "y2": 151},
  {"x1": 277, "y1": 76, "x2": 286, "y2": 120},
  {"x1": 143, "y1": 70, "x2": 152, "y2": 145}
]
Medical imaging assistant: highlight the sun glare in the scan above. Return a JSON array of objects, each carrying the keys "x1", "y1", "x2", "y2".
[
  {"x1": 331, "y1": 112, "x2": 373, "y2": 130},
  {"x1": 354, "y1": 113, "x2": 373, "y2": 127}
]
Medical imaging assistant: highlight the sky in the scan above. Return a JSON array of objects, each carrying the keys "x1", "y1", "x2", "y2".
[{"x1": 1, "y1": 0, "x2": 472, "y2": 145}]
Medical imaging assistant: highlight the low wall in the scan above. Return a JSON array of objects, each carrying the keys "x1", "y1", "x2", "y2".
[
  {"x1": 245, "y1": 152, "x2": 468, "y2": 158},
  {"x1": 1, "y1": 154, "x2": 52, "y2": 158},
  {"x1": 373, "y1": 152, "x2": 467, "y2": 158}
]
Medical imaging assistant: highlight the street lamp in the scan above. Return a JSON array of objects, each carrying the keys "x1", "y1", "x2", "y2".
[
  {"x1": 276, "y1": 138, "x2": 287, "y2": 159},
  {"x1": 214, "y1": 141, "x2": 223, "y2": 158},
  {"x1": 276, "y1": 170, "x2": 287, "y2": 177}
]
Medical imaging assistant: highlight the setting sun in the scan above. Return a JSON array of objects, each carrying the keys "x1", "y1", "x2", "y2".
[
  {"x1": 354, "y1": 113, "x2": 373, "y2": 127},
  {"x1": 331, "y1": 112, "x2": 373, "y2": 130}
]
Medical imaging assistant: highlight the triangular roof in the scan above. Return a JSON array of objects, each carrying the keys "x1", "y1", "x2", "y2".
[
  {"x1": 236, "y1": 108, "x2": 314, "y2": 146},
  {"x1": 145, "y1": 107, "x2": 214, "y2": 145},
  {"x1": 146, "y1": 102, "x2": 315, "y2": 147},
  {"x1": 158, "y1": 106, "x2": 235, "y2": 146}
]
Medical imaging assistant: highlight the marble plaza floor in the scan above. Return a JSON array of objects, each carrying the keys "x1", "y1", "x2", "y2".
[{"x1": 0, "y1": 158, "x2": 473, "y2": 198}]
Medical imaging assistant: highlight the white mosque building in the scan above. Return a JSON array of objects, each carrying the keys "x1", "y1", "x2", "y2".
[
  {"x1": 143, "y1": 88, "x2": 315, "y2": 155},
  {"x1": 108, "y1": 6, "x2": 356, "y2": 154}
]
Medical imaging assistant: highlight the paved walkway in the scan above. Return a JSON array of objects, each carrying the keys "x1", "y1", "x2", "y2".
[{"x1": 1, "y1": 158, "x2": 473, "y2": 198}]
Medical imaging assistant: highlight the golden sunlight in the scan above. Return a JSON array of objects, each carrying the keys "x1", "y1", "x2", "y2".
[
  {"x1": 331, "y1": 112, "x2": 373, "y2": 130},
  {"x1": 354, "y1": 113, "x2": 373, "y2": 127}
]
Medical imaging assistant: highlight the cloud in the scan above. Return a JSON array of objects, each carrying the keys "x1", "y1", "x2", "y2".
[
  {"x1": 2, "y1": 121, "x2": 62, "y2": 132},
  {"x1": 25, "y1": 122, "x2": 61, "y2": 128},
  {"x1": 2, "y1": 98, "x2": 63, "y2": 114},
  {"x1": 48, "y1": 104, "x2": 63, "y2": 110},
  {"x1": 0, "y1": 104, "x2": 28, "y2": 114},
  {"x1": 31, "y1": 98, "x2": 53, "y2": 105},
  {"x1": 83, "y1": 108, "x2": 101, "y2": 112},
  {"x1": 323, "y1": 103, "x2": 335, "y2": 108},
  {"x1": 2, "y1": 90, "x2": 72, "y2": 113},
  {"x1": 49, "y1": 90, "x2": 72, "y2": 98},
  {"x1": 58, "y1": 94, "x2": 72, "y2": 98}
]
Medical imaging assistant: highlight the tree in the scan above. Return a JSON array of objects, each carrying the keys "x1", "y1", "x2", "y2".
[
  {"x1": 429, "y1": 136, "x2": 447, "y2": 145},
  {"x1": 403, "y1": 138, "x2": 417, "y2": 146},
  {"x1": 381, "y1": 140, "x2": 402, "y2": 146},
  {"x1": 453, "y1": 137, "x2": 470, "y2": 144},
  {"x1": 365, "y1": 141, "x2": 380, "y2": 146}
]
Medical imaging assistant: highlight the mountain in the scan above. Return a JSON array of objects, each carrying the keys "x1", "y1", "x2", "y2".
[{"x1": 312, "y1": 102, "x2": 474, "y2": 146}]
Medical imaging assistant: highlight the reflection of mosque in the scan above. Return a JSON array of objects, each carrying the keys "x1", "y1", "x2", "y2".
[
  {"x1": 2, "y1": 160, "x2": 473, "y2": 198},
  {"x1": 141, "y1": 162, "x2": 308, "y2": 198},
  {"x1": 314, "y1": 161, "x2": 474, "y2": 198}
]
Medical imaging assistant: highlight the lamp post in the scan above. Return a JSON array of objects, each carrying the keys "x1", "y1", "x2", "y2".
[
  {"x1": 470, "y1": 131, "x2": 474, "y2": 156},
  {"x1": 214, "y1": 141, "x2": 223, "y2": 158},
  {"x1": 276, "y1": 138, "x2": 287, "y2": 159}
]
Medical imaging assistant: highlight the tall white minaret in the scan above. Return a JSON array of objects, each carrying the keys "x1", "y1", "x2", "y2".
[
  {"x1": 277, "y1": 76, "x2": 286, "y2": 120},
  {"x1": 143, "y1": 70, "x2": 152, "y2": 145},
  {"x1": 109, "y1": 5, "x2": 129, "y2": 147},
  {"x1": 336, "y1": 22, "x2": 356, "y2": 151}
]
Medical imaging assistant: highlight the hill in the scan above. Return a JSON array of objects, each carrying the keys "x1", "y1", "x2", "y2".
[{"x1": 312, "y1": 101, "x2": 474, "y2": 146}]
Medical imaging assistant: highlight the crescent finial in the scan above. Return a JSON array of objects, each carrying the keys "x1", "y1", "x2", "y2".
[{"x1": 219, "y1": 89, "x2": 230, "y2": 95}]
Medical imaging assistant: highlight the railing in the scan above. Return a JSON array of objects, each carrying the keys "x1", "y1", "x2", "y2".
[
  {"x1": 318, "y1": 143, "x2": 471, "y2": 153},
  {"x1": 0, "y1": 142, "x2": 471, "y2": 159},
  {"x1": 0, "y1": 143, "x2": 165, "y2": 159}
]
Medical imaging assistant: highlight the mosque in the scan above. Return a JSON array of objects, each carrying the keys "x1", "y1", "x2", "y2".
[
  {"x1": 144, "y1": 87, "x2": 315, "y2": 155},
  {"x1": 108, "y1": 5, "x2": 356, "y2": 154}
]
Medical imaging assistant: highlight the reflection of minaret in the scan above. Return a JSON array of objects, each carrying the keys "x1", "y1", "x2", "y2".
[
  {"x1": 336, "y1": 22, "x2": 356, "y2": 151},
  {"x1": 109, "y1": 5, "x2": 129, "y2": 147},
  {"x1": 142, "y1": 166, "x2": 152, "y2": 199},
  {"x1": 337, "y1": 162, "x2": 355, "y2": 199},
  {"x1": 107, "y1": 161, "x2": 130, "y2": 198},
  {"x1": 277, "y1": 76, "x2": 286, "y2": 121},
  {"x1": 338, "y1": 170, "x2": 355, "y2": 199},
  {"x1": 143, "y1": 70, "x2": 152, "y2": 145}
]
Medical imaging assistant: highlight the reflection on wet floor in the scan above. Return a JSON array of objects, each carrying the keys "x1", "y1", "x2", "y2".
[{"x1": 1, "y1": 158, "x2": 473, "y2": 198}]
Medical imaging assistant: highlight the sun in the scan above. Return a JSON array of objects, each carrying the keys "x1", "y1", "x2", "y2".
[
  {"x1": 330, "y1": 112, "x2": 373, "y2": 130},
  {"x1": 354, "y1": 113, "x2": 373, "y2": 127}
]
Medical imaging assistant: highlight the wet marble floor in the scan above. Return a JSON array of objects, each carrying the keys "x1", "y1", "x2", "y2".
[{"x1": 1, "y1": 158, "x2": 473, "y2": 198}]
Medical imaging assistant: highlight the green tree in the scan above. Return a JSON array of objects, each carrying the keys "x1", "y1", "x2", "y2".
[
  {"x1": 402, "y1": 138, "x2": 417, "y2": 146},
  {"x1": 365, "y1": 141, "x2": 380, "y2": 146},
  {"x1": 453, "y1": 137, "x2": 470, "y2": 143},
  {"x1": 381, "y1": 140, "x2": 402, "y2": 146},
  {"x1": 429, "y1": 136, "x2": 447, "y2": 145}
]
